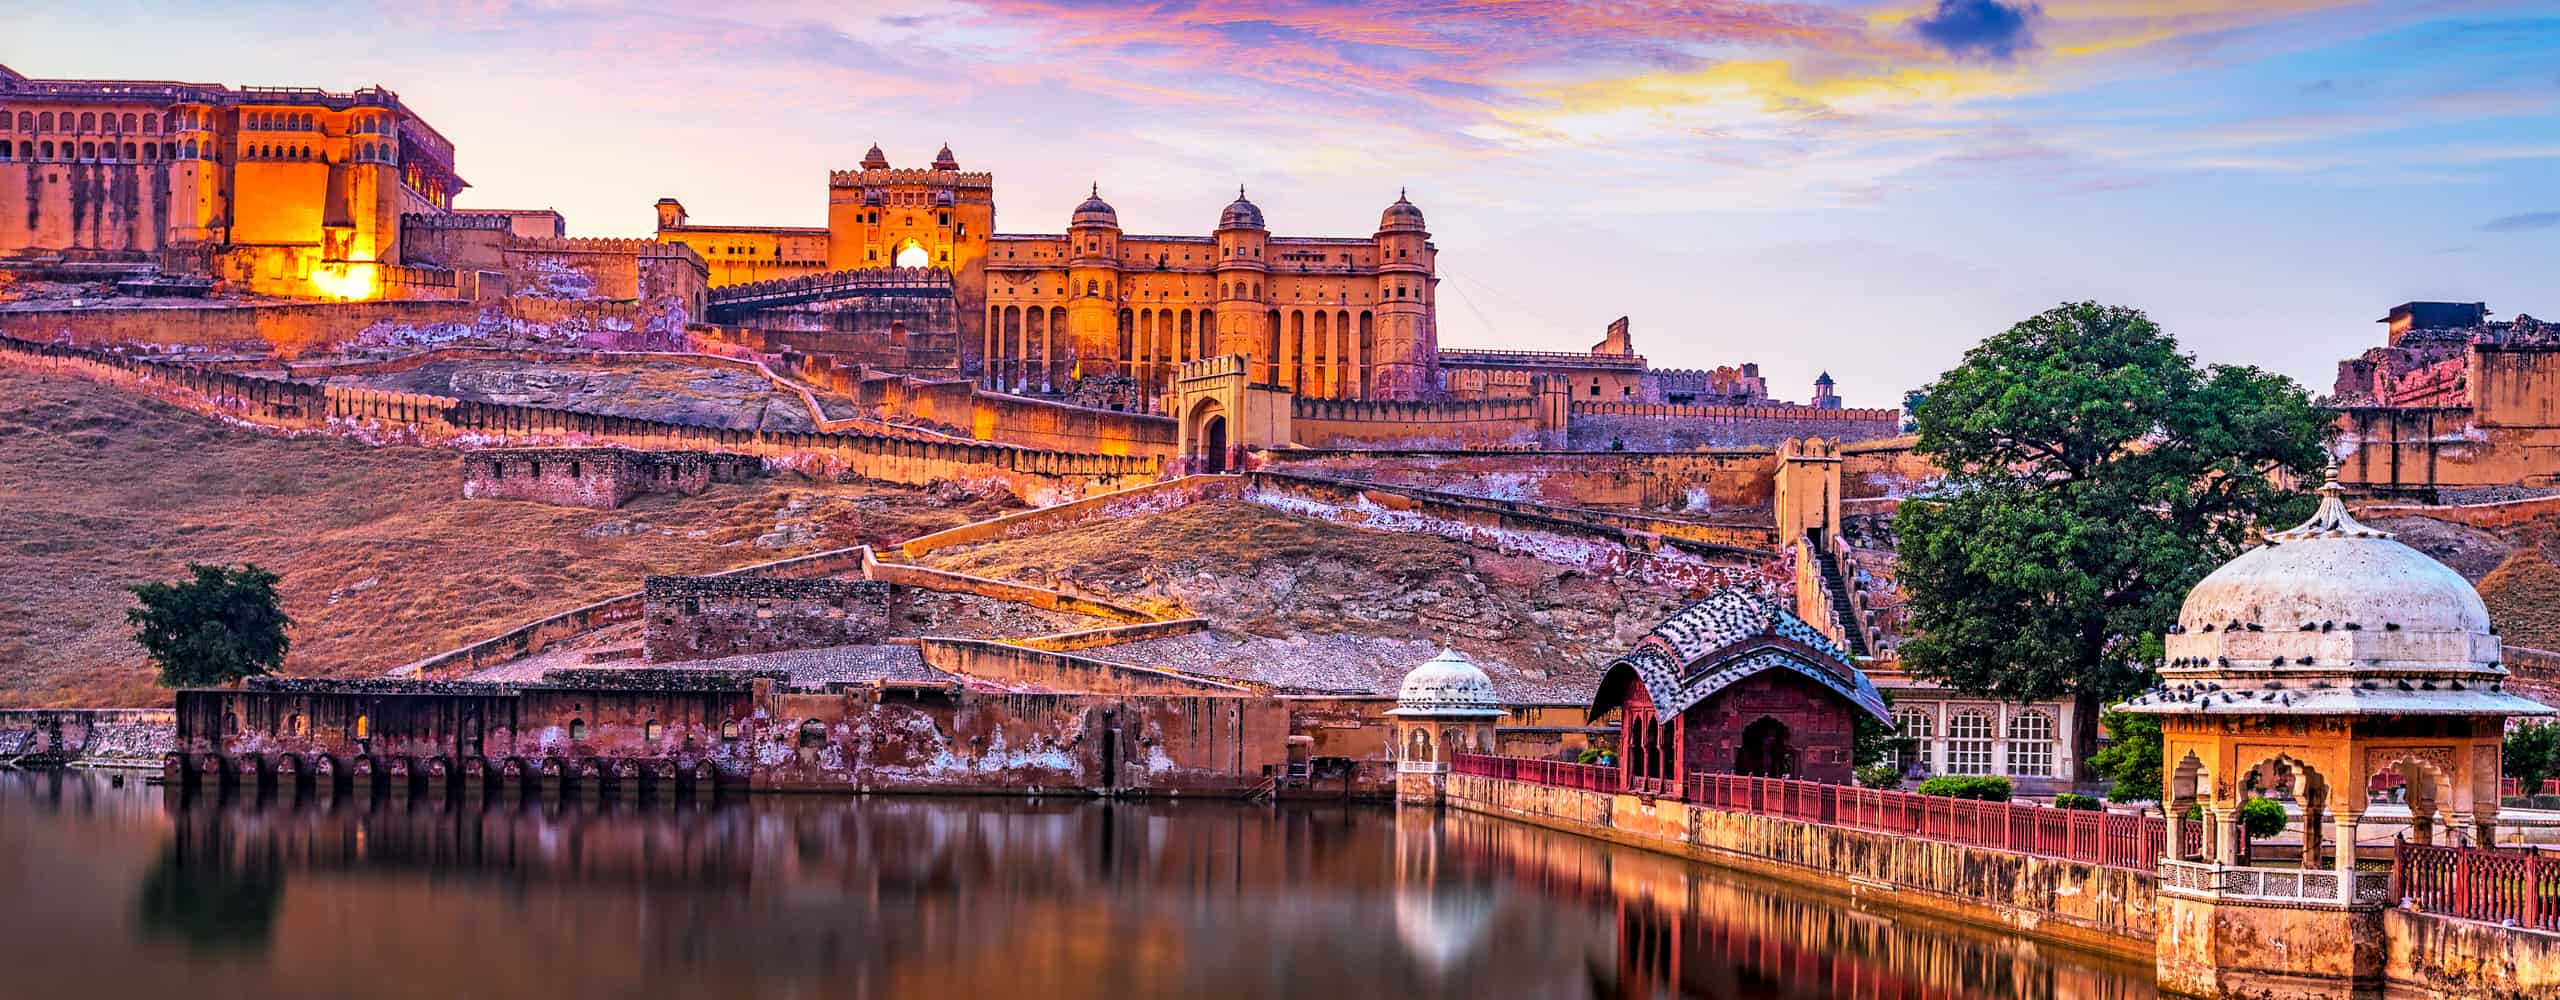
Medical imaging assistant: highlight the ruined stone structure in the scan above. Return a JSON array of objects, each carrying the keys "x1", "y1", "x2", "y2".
[
  {"x1": 0, "y1": 62, "x2": 463, "y2": 299},
  {"x1": 461, "y1": 447, "x2": 754, "y2": 509},
  {"x1": 642, "y1": 576, "x2": 900, "y2": 663},
  {"x1": 1590, "y1": 589, "x2": 1893, "y2": 788},
  {"x1": 2328, "y1": 300, "x2": 2560, "y2": 497},
  {"x1": 2118, "y1": 474, "x2": 2554, "y2": 998}
]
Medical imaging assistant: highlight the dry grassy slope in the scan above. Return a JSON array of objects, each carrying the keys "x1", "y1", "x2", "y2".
[
  {"x1": 0, "y1": 368, "x2": 1012, "y2": 707},
  {"x1": 2368, "y1": 513, "x2": 2560, "y2": 650},
  {"x1": 918, "y1": 499, "x2": 1703, "y2": 677}
]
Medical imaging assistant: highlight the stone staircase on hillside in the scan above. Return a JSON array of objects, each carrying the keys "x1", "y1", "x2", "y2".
[{"x1": 1811, "y1": 545, "x2": 1874, "y2": 658}]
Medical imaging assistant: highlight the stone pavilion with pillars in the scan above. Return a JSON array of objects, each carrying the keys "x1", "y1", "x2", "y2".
[
  {"x1": 2116, "y1": 475, "x2": 2553, "y2": 997},
  {"x1": 1388, "y1": 648, "x2": 1505, "y2": 805}
]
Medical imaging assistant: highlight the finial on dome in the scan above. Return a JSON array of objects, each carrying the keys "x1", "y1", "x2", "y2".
[
  {"x1": 1091, "y1": 181, "x2": 1099, "y2": 197},
  {"x1": 2271, "y1": 462, "x2": 2385, "y2": 541}
]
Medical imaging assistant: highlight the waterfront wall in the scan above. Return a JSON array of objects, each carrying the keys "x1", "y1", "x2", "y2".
[
  {"x1": 1445, "y1": 772, "x2": 2158, "y2": 961},
  {"x1": 2383, "y1": 907, "x2": 2560, "y2": 1000},
  {"x1": 0, "y1": 708, "x2": 174, "y2": 766}
]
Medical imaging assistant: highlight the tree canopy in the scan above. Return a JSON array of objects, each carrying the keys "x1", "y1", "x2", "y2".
[
  {"x1": 1898, "y1": 302, "x2": 2326, "y2": 751},
  {"x1": 127, "y1": 563, "x2": 291, "y2": 688},
  {"x1": 2508, "y1": 722, "x2": 2560, "y2": 798}
]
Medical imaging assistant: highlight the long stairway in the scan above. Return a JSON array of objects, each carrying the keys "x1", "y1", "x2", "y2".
[{"x1": 1811, "y1": 545, "x2": 1874, "y2": 658}]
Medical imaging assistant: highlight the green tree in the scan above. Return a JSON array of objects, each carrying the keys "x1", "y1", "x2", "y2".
[
  {"x1": 1901, "y1": 389, "x2": 1928, "y2": 434},
  {"x1": 2087, "y1": 710, "x2": 2165, "y2": 803},
  {"x1": 2236, "y1": 796, "x2": 2288, "y2": 860},
  {"x1": 127, "y1": 563, "x2": 291, "y2": 688},
  {"x1": 1899, "y1": 303, "x2": 2325, "y2": 759},
  {"x1": 2506, "y1": 721, "x2": 2560, "y2": 797}
]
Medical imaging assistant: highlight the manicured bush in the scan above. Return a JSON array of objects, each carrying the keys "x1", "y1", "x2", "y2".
[
  {"x1": 1854, "y1": 764, "x2": 1906, "y2": 790},
  {"x1": 1916, "y1": 775, "x2": 2013, "y2": 801},
  {"x1": 2052, "y1": 792, "x2": 2103, "y2": 811},
  {"x1": 2237, "y1": 796, "x2": 2288, "y2": 840}
]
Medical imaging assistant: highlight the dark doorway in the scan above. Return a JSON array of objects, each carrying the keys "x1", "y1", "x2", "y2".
[
  {"x1": 1736, "y1": 717, "x2": 1796, "y2": 778},
  {"x1": 1200, "y1": 416, "x2": 1229, "y2": 473}
]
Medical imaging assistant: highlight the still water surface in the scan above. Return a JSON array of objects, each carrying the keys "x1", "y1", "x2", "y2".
[{"x1": 0, "y1": 772, "x2": 2153, "y2": 999}]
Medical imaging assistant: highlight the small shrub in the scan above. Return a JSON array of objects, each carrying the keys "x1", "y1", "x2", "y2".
[
  {"x1": 1855, "y1": 764, "x2": 1906, "y2": 790},
  {"x1": 1917, "y1": 775, "x2": 2013, "y2": 801},
  {"x1": 2237, "y1": 796, "x2": 2288, "y2": 840},
  {"x1": 2052, "y1": 792, "x2": 2103, "y2": 811},
  {"x1": 1576, "y1": 745, "x2": 1613, "y2": 766}
]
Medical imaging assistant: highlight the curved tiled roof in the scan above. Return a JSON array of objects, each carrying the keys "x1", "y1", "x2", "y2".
[{"x1": 1591, "y1": 589, "x2": 1890, "y2": 724}]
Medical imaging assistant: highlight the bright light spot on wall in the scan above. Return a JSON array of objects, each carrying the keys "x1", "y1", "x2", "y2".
[
  {"x1": 308, "y1": 261, "x2": 379, "y2": 302},
  {"x1": 894, "y1": 242, "x2": 930, "y2": 269}
]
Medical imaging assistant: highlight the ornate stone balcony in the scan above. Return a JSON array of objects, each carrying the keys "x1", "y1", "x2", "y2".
[{"x1": 2158, "y1": 858, "x2": 2392, "y2": 908}]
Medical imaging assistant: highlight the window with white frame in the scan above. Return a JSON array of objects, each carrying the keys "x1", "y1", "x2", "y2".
[
  {"x1": 1946, "y1": 710, "x2": 1994, "y2": 775},
  {"x1": 2008, "y1": 710, "x2": 2056, "y2": 777},
  {"x1": 1894, "y1": 707, "x2": 1935, "y2": 771}
]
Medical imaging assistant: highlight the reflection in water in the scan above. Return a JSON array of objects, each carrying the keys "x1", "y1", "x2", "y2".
[{"x1": 0, "y1": 773, "x2": 2152, "y2": 999}]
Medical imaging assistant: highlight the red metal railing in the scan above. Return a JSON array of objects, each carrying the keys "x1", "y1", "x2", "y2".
[
  {"x1": 1451, "y1": 753, "x2": 1618, "y2": 793},
  {"x1": 2397, "y1": 843, "x2": 2560, "y2": 931},
  {"x1": 1452, "y1": 753, "x2": 2166, "y2": 873}
]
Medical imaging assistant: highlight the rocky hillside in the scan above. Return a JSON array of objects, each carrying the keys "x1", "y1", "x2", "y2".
[
  {"x1": 2367, "y1": 510, "x2": 2560, "y2": 650},
  {"x1": 915, "y1": 500, "x2": 1708, "y2": 689},
  {"x1": 0, "y1": 368, "x2": 1012, "y2": 707}
]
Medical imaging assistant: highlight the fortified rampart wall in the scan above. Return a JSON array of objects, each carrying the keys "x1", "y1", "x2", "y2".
[
  {"x1": 1255, "y1": 439, "x2": 1933, "y2": 518},
  {"x1": 1291, "y1": 394, "x2": 1561, "y2": 451},
  {"x1": 0, "y1": 299, "x2": 476, "y2": 356},
  {"x1": 0, "y1": 334, "x2": 1160, "y2": 506},
  {"x1": 1567, "y1": 401, "x2": 1901, "y2": 450},
  {"x1": 642, "y1": 576, "x2": 901, "y2": 663},
  {"x1": 770, "y1": 352, "x2": 1180, "y2": 458},
  {"x1": 462, "y1": 447, "x2": 754, "y2": 509},
  {"x1": 1242, "y1": 473, "x2": 1778, "y2": 592}
]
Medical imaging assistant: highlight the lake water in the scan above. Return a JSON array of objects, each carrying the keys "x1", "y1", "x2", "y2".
[{"x1": 0, "y1": 771, "x2": 2153, "y2": 999}]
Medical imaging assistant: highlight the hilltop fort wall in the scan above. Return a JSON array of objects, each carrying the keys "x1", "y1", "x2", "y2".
[
  {"x1": 1566, "y1": 401, "x2": 1901, "y2": 451},
  {"x1": 462, "y1": 447, "x2": 755, "y2": 509},
  {"x1": 0, "y1": 334, "x2": 1160, "y2": 504}
]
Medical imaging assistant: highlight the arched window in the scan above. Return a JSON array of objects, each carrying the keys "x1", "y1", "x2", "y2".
[
  {"x1": 122, "y1": 113, "x2": 137, "y2": 131},
  {"x1": 80, "y1": 142, "x2": 95, "y2": 159},
  {"x1": 1893, "y1": 708, "x2": 1934, "y2": 771},
  {"x1": 183, "y1": 139, "x2": 197, "y2": 159},
  {"x1": 288, "y1": 714, "x2": 306, "y2": 737},
  {"x1": 39, "y1": 112, "x2": 54, "y2": 131},
  {"x1": 720, "y1": 720, "x2": 740, "y2": 741},
  {"x1": 1945, "y1": 710, "x2": 1994, "y2": 775},
  {"x1": 142, "y1": 144, "x2": 156, "y2": 161},
  {"x1": 123, "y1": 142, "x2": 136, "y2": 160},
  {"x1": 568, "y1": 718, "x2": 587, "y2": 741},
  {"x1": 353, "y1": 714, "x2": 371, "y2": 740},
  {"x1": 39, "y1": 141, "x2": 52, "y2": 159},
  {"x1": 11, "y1": 112, "x2": 25, "y2": 131},
  {"x1": 797, "y1": 719, "x2": 826, "y2": 748},
  {"x1": 79, "y1": 112, "x2": 96, "y2": 131},
  {"x1": 144, "y1": 113, "x2": 158, "y2": 133},
  {"x1": 2008, "y1": 710, "x2": 2056, "y2": 777},
  {"x1": 0, "y1": 110, "x2": 9, "y2": 133},
  {"x1": 644, "y1": 720, "x2": 664, "y2": 742}
]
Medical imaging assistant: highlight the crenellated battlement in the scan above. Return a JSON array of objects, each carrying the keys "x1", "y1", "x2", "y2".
[
  {"x1": 827, "y1": 168, "x2": 995, "y2": 188},
  {"x1": 1572, "y1": 401, "x2": 1898, "y2": 424},
  {"x1": 400, "y1": 211, "x2": 508, "y2": 231},
  {"x1": 506, "y1": 236, "x2": 663, "y2": 255}
]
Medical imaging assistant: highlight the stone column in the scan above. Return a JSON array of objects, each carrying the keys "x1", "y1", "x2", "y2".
[
  {"x1": 2165, "y1": 802, "x2": 2189, "y2": 863},
  {"x1": 2210, "y1": 808, "x2": 2237, "y2": 866},
  {"x1": 2409, "y1": 791, "x2": 2437, "y2": 847},
  {"x1": 2300, "y1": 784, "x2": 2326, "y2": 870},
  {"x1": 2448, "y1": 811, "x2": 2476, "y2": 848},
  {"x1": 2474, "y1": 804, "x2": 2500, "y2": 848},
  {"x1": 2334, "y1": 811, "x2": 2361, "y2": 903}
]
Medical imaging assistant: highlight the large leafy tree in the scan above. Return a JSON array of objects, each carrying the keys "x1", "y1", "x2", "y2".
[
  {"x1": 1899, "y1": 303, "x2": 2325, "y2": 757},
  {"x1": 128, "y1": 563, "x2": 292, "y2": 688}
]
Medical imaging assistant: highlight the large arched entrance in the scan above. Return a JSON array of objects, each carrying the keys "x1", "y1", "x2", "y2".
[
  {"x1": 1735, "y1": 717, "x2": 1795, "y2": 778},
  {"x1": 893, "y1": 239, "x2": 930, "y2": 269}
]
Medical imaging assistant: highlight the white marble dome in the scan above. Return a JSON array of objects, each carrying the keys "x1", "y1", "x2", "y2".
[
  {"x1": 2121, "y1": 476, "x2": 2552, "y2": 718},
  {"x1": 1387, "y1": 648, "x2": 1504, "y2": 718}
]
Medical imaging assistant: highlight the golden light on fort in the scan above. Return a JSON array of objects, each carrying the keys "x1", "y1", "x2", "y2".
[
  {"x1": 308, "y1": 261, "x2": 380, "y2": 302},
  {"x1": 894, "y1": 241, "x2": 931, "y2": 269}
]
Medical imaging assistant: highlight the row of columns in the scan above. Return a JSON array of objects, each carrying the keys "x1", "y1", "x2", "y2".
[
  {"x1": 979, "y1": 304, "x2": 1376, "y2": 402},
  {"x1": 1269, "y1": 308, "x2": 1369, "y2": 401}
]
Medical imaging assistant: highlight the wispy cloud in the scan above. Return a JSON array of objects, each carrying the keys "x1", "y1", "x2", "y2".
[{"x1": 2483, "y1": 211, "x2": 2560, "y2": 233}]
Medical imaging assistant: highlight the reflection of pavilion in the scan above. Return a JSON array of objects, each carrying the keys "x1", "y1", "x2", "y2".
[{"x1": 2118, "y1": 475, "x2": 2554, "y2": 996}]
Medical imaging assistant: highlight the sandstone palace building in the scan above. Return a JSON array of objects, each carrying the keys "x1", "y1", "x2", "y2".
[{"x1": 0, "y1": 63, "x2": 462, "y2": 299}]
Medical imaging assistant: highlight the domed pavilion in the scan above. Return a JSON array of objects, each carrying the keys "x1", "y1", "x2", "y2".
[
  {"x1": 1388, "y1": 648, "x2": 1504, "y2": 804},
  {"x1": 2117, "y1": 474, "x2": 2551, "y2": 905}
]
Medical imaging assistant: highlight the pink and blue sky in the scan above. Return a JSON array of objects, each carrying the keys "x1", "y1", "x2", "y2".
[{"x1": 19, "y1": 1, "x2": 2558, "y2": 404}]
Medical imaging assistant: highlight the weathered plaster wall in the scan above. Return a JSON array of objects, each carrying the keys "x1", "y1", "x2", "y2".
[
  {"x1": 0, "y1": 708, "x2": 174, "y2": 765},
  {"x1": 2383, "y1": 906, "x2": 2560, "y2": 1000},
  {"x1": 462, "y1": 447, "x2": 752, "y2": 509},
  {"x1": 1444, "y1": 773, "x2": 2159, "y2": 962},
  {"x1": 1567, "y1": 402, "x2": 1901, "y2": 450},
  {"x1": 643, "y1": 576, "x2": 901, "y2": 663}
]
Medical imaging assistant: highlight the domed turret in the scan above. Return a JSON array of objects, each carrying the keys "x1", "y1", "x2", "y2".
[
  {"x1": 932, "y1": 143, "x2": 958, "y2": 170},
  {"x1": 861, "y1": 143, "x2": 889, "y2": 170},
  {"x1": 2120, "y1": 473, "x2": 2552, "y2": 717},
  {"x1": 1378, "y1": 189, "x2": 1427, "y2": 233},
  {"x1": 1217, "y1": 186, "x2": 1265, "y2": 231},
  {"x1": 1071, "y1": 183, "x2": 1118, "y2": 228},
  {"x1": 1388, "y1": 648, "x2": 1503, "y2": 718}
]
